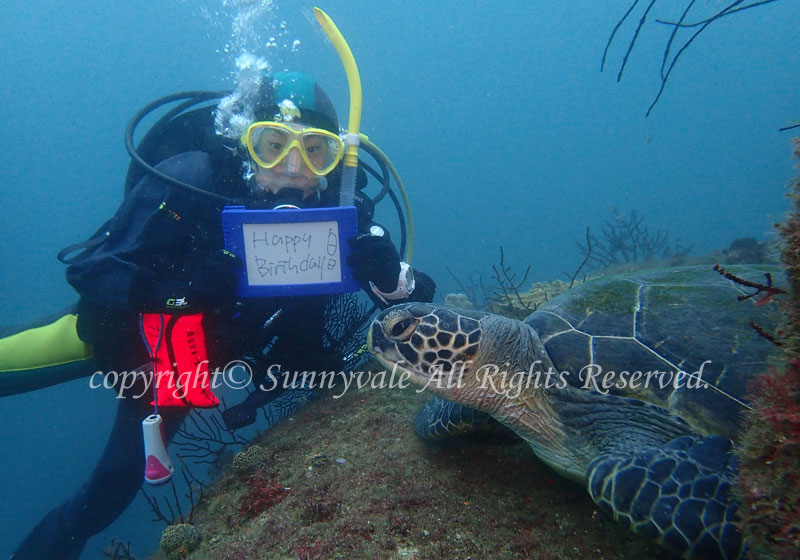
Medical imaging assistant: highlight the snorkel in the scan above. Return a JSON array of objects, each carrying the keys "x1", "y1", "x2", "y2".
[{"x1": 313, "y1": 8, "x2": 362, "y2": 208}]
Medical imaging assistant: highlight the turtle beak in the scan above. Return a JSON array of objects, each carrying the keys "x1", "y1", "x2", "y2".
[
  {"x1": 367, "y1": 319, "x2": 388, "y2": 356},
  {"x1": 367, "y1": 321, "x2": 379, "y2": 354},
  {"x1": 367, "y1": 318, "x2": 407, "y2": 371}
]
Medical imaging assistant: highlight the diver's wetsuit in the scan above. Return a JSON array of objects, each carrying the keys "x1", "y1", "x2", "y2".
[{"x1": 11, "y1": 151, "x2": 434, "y2": 559}]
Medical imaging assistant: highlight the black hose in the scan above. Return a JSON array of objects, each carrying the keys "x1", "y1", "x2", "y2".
[
  {"x1": 358, "y1": 140, "x2": 391, "y2": 205},
  {"x1": 125, "y1": 91, "x2": 240, "y2": 203}
]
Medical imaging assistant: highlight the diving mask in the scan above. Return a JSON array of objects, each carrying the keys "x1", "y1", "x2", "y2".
[{"x1": 242, "y1": 121, "x2": 344, "y2": 176}]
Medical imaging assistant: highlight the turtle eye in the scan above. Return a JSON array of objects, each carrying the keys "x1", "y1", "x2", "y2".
[{"x1": 384, "y1": 313, "x2": 419, "y2": 341}]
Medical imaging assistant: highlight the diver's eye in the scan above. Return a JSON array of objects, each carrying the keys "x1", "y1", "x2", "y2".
[{"x1": 385, "y1": 313, "x2": 418, "y2": 341}]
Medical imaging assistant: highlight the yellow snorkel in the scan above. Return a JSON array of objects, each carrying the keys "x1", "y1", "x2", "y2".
[
  {"x1": 313, "y1": 7, "x2": 362, "y2": 208},
  {"x1": 312, "y1": 7, "x2": 414, "y2": 263}
]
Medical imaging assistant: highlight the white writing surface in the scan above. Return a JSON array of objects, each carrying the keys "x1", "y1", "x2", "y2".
[{"x1": 241, "y1": 221, "x2": 341, "y2": 285}]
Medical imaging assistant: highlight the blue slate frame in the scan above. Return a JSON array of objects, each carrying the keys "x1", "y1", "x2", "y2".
[{"x1": 221, "y1": 205, "x2": 361, "y2": 297}]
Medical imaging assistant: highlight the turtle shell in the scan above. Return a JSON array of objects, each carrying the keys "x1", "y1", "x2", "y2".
[{"x1": 525, "y1": 264, "x2": 783, "y2": 439}]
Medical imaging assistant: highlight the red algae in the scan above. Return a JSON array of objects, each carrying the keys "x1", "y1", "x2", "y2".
[
  {"x1": 736, "y1": 138, "x2": 800, "y2": 558},
  {"x1": 238, "y1": 469, "x2": 289, "y2": 520}
]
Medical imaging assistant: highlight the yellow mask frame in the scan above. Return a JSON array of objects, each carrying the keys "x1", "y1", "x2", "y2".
[{"x1": 242, "y1": 121, "x2": 345, "y2": 177}]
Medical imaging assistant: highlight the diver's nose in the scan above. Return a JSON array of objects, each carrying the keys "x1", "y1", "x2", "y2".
[{"x1": 283, "y1": 147, "x2": 303, "y2": 176}]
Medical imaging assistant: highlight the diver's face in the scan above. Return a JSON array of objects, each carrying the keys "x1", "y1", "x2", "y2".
[{"x1": 252, "y1": 123, "x2": 323, "y2": 199}]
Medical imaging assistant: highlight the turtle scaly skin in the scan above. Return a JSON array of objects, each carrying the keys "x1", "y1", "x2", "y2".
[
  {"x1": 368, "y1": 266, "x2": 781, "y2": 559},
  {"x1": 412, "y1": 396, "x2": 496, "y2": 442}
]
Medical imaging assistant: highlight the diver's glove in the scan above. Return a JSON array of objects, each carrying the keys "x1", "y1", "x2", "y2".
[
  {"x1": 347, "y1": 229, "x2": 415, "y2": 305},
  {"x1": 131, "y1": 250, "x2": 242, "y2": 313}
]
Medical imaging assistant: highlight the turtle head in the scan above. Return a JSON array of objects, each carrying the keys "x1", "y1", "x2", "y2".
[
  {"x1": 368, "y1": 303, "x2": 537, "y2": 413},
  {"x1": 369, "y1": 303, "x2": 622, "y2": 481}
]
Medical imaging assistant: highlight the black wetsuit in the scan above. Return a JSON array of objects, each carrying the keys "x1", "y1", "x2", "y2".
[{"x1": 11, "y1": 151, "x2": 434, "y2": 559}]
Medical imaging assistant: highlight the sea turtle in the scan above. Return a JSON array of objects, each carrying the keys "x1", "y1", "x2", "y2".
[{"x1": 367, "y1": 264, "x2": 782, "y2": 559}]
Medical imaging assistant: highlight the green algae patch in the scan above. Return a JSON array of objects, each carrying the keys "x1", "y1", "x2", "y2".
[{"x1": 557, "y1": 278, "x2": 640, "y2": 318}]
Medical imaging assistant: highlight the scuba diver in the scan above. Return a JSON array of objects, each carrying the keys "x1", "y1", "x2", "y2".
[{"x1": 1, "y1": 67, "x2": 436, "y2": 559}]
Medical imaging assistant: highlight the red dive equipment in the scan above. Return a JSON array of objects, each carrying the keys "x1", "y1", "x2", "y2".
[
  {"x1": 139, "y1": 312, "x2": 219, "y2": 485},
  {"x1": 139, "y1": 313, "x2": 219, "y2": 408}
]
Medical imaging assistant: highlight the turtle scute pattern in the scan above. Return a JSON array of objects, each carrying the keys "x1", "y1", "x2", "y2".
[
  {"x1": 383, "y1": 303, "x2": 484, "y2": 374},
  {"x1": 373, "y1": 304, "x2": 496, "y2": 441},
  {"x1": 587, "y1": 434, "x2": 744, "y2": 560},
  {"x1": 525, "y1": 265, "x2": 781, "y2": 438}
]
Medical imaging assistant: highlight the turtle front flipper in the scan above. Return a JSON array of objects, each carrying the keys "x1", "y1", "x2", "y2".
[
  {"x1": 587, "y1": 435, "x2": 744, "y2": 559},
  {"x1": 414, "y1": 396, "x2": 505, "y2": 442}
]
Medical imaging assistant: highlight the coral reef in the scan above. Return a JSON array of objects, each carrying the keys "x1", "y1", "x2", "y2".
[
  {"x1": 713, "y1": 237, "x2": 779, "y2": 265},
  {"x1": 738, "y1": 367, "x2": 800, "y2": 557},
  {"x1": 447, "y1": 247, "x2": 573, "y2": 320},
  {"x1": 102, "y1": 538, "x2": 135, "y2": 560},
  {"x1": 141, "y1": 467, "x2": 205, "y2": 526},
  {"x1": 232, "y1": 445, "x2": 269, "y2": 478},
  {"x1": 321, "y1": 292, "x2": 372, "y2": 368},
  {"x1": 444, "y1": 293, "x2": 473, "y2": 309},
  {"x1": 577, "y1": 209, "x2": 691, "y2": 270},
  {"x1": 159, "y1": 523, "x2": 200, "y2": 560},
  {"x1": 736, "y1": 138, "x2": 800, "y2": 558}
]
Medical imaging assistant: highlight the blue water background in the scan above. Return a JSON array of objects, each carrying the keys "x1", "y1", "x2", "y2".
[{"x1": 1, "y1": 1, "x2": 798, "y2": 558}]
